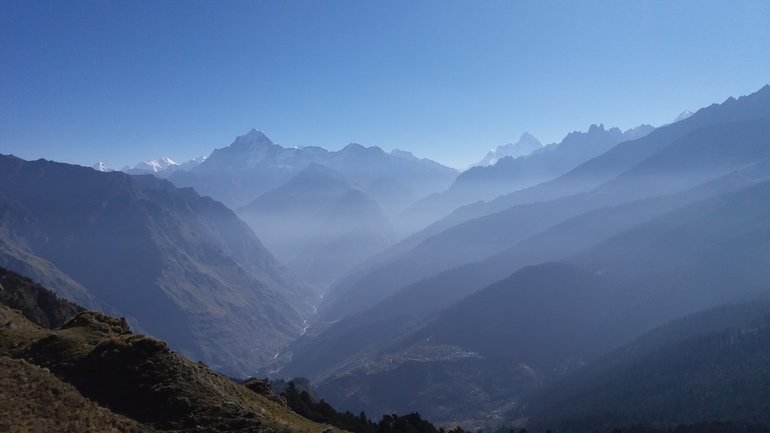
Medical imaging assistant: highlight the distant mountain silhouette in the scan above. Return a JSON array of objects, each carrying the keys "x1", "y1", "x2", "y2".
[
  {"x1": 266, "y1": 85, "x2": 770, "y2": 424},
  {"x1": 461, "y1": 124, "x2": 652, "y2": 196},
  {"x1": 123, "y1": 156, "x2": 179, "y2": 174},
  {"x1": 403, "y1": 124, "x2": 653, "y2": 231},
  {"x1": 322, "y1": 85, "x2": 770, "y2": 321},
  {"x1": 238, "y1": 163, "x2": 395, "y2": 288},
  {"x1": 313, "y1": 169, "x2": 770, "y2": 424},
  {"x1": 91, "y1": 161, "x2": 112, "y2": 172},
  {"x1": 169, "y1": 129, "x2": 457, "y2": 213},
  {"x1": 475, "y1": 132, "x2": 543, "y2": 167},
  {"x1": 673, "y1": 109, "x2": 694, "y2": 123},
  {"x1": 363, "y1": 177, "x2": 416, "y2": 222},
  {"x1": 273, "y1": 155, "x2": 770, "y2": 384},
  {"x1": 0, "y1": 154, "x2": 314, "y2": 376}
]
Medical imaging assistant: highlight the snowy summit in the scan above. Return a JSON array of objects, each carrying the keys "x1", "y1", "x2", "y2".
[{"x1": 475, "y1": 132, "x2": 543, "y2": 167}]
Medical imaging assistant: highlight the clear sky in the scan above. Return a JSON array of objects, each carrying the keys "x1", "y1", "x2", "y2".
[{"x1": 1, "y1": 0, "x2": 769, "y2": 169}]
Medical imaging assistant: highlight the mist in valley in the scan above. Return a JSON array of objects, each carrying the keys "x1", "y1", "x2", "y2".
[{"x1": 2, "y1": 2, "x2": 770, "y2": 433}]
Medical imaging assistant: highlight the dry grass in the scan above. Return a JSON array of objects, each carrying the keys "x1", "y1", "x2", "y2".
[
  {"x1": 0, "y1": 356, "x2": 155, "y2": 433},
  {"x1": 1, "y1": 306, "x2": 344, "y2": 433}
]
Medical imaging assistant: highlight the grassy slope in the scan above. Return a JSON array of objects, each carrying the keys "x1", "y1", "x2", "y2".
[{"x1": 0, "y1": 266, "x2": 342, "y2": 433}]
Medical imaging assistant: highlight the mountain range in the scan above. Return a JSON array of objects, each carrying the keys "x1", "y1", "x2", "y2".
[
  {"x1": 0, "y1": 154, "x2": 315, "y2": 376},
  {"x1": 272, "y1": 152, "x2": 770, "y2": 385},
  {"x1": 321, "y1": 86, "x2": 770, "y2": 323},
  {"x1": 402, "y1": 123, "x2": 654, "y2": 235},
  {"x1": 93, "y1": 155, "x2": 208, "y2": 175},
  {"x1": 96, "y1": 131, "x2": 457, "y2": 289},
  {"x1": 5, "y1": 85, "x2": 770, "y2": 432},
  {"x1": 168, "y1": 129, "x2": 458, "y2": 213},
  {"x1": 317, "y1": 178, "x2": 770, "y2": 419},
  {"x1": 261, "y1": 85, "x2": 770, "y2": 425},
  {"x1": 132, "y1": 155, "x2": 207, "y2": 175}
]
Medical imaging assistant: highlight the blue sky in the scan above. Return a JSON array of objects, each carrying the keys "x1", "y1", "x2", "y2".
[{"x1": 1, "y1": 1, "x2": 769, "y2": 169}]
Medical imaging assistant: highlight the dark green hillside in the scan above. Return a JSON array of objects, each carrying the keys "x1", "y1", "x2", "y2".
[{"x1": 526, "y1": 300, "x2": 770, "y2": 432}]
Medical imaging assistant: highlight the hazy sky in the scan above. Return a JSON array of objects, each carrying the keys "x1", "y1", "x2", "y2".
[{"x1": 1, "y1": 1, "x2": 769, "y2": 169}]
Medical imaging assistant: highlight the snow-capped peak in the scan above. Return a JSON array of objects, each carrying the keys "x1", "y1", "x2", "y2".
[
  {"x1": 177, "y1": 155, "x2": 207, "y2": 170},
  {"x1": 187, "y1": 155, "x2": 207, "y2": 165},
  {"x1": 231, "y1": 129, "x2": 275, "y2": 150},
  {"x1": 476, "y1": 132, "x2": 543, "y2": 167},
  {"x1": 157, "y1": 156, "x2": 178, "y2": 167},
  {"x1": 673, "y1": 110, "x2": 694, "y2": 123},
  {"x1": 134, "y1": 156, "x2": 179, "y2": 173},
  {"x1": 92, "y1": 162, "x2": 111, "y2": 172}
]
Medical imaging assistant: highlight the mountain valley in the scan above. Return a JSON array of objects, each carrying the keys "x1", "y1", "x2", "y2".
[{"x1": 3, "y1": 41, "x2": 770, "y2": 431}]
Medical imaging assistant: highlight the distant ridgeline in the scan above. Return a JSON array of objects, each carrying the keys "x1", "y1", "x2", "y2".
[
  {"x1": 270, "y1": 84, "x2": 770, "y2": 430},
  {"x1": 168, "y1": 130, "x2": 459, "y2": 287},
  {"x1": 3, "y1": 85, "x2": 770, "y2": 433}
]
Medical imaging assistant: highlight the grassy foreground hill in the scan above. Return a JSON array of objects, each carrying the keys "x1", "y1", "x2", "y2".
[{"x1": 0, "y1": 266, "x2": 339, "y2": 433}]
